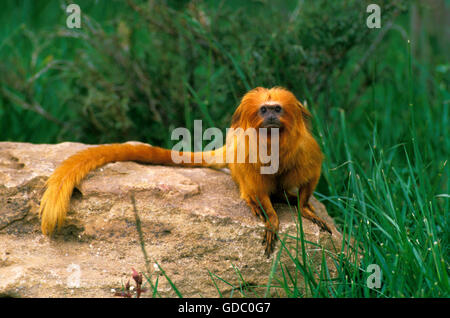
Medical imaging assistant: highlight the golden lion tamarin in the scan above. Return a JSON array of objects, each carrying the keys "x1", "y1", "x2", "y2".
[{"x1": 39, "y1": 87, "x2": 331, "y2": 256}]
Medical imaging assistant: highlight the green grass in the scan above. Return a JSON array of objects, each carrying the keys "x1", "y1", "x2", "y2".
[
  {"x1": 0, "y1": 0, "x2": 448, "y2": 297},
  {"x1": 267, "y1": 30, "x2": 448, "y2": 297}
]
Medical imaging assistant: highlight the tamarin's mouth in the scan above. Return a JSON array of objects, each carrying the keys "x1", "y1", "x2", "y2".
[
  {"x1": 260, "y1": 120, "x2": 282, "y2": 129},
  {"x1": 260, "y1": 124, "x2": 284, "y2": 135},
  {"x1": 262, "y1": 124, "x2": 281, "y2": 128}
]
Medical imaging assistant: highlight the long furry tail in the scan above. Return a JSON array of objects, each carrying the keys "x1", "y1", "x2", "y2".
[{"x1": 39, "y1": 143, "x2": 226, "y2": 235}]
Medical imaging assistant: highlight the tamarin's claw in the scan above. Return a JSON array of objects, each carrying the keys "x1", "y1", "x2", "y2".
[
  {"x1": 316, "y1": 220, "x2": 332, "y2": 234},
  {"x1": 304, "y1": 205, "x2": 333, "y2": 234},
  {"x1": 262, "y1": 228, "x2": 277, "y2": 257}
]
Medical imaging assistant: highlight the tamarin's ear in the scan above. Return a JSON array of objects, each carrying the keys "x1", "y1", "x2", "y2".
[{"x1": 297, "y1": 101, "x2": 312, "y2": 128}]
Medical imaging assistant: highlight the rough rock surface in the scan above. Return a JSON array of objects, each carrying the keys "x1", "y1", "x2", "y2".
[{"x1": 0, "y1": 142, "x2": 341, "y2": 298}]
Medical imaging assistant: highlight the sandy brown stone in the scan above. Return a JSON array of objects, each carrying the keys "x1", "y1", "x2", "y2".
[{"x1": 0, "y1": 142, "x2": 341, "y2": 297}]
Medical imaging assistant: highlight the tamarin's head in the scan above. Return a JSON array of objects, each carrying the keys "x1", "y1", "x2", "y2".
[{"x1": 231, "y1": 86, "x2": 311, "y2": 137}]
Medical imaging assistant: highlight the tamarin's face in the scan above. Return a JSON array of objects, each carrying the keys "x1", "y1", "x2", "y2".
[
  {"x1": 232, "y1": 87, "x2": 310, "y2": 138},
  {"x1": 258, "y1": 101, "x2": 284, "y2": 130}
]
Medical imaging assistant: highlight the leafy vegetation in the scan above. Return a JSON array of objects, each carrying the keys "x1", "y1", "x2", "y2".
[{"x1": 0, "y1": 0, "x2": 448, "y2": 297}]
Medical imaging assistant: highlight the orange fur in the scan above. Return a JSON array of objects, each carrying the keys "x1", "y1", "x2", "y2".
[
  {"x1": 39, "y1": 87, "x2": 330, "y2": 256},
  {"x1": 227, "y1": 87, "x2": 329, "y2": 255}
]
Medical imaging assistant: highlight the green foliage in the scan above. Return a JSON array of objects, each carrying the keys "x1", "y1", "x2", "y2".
[
  {"x1": 0, "y1": 0, "x2": 448, "y2": 297},
  {"x1": 0, "y1": 0, "x2": 402, "y2": 144}
]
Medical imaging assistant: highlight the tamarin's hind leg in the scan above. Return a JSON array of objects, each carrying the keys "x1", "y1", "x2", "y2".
[
  {"x1": 300, "y1": 203, "x2": 332, "y2": 234},
  {"x1": 244, "y1": 195, "x2": 266, "y2": 222},
  {"x1": 286, "y1": 184, "x2": 332, "y2": 234}
]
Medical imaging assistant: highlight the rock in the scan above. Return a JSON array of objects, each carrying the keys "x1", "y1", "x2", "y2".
[{"x1": 0, "y1": 142, "x2": 341, "y2": 297}]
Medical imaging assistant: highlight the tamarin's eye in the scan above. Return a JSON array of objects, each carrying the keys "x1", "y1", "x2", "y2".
[
  {"x1": 275, "y1": 105, "x2": 282, "y2": 113},
  {"x1": 260, "y1": 106, "x2": 267, "y2": 114}
]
